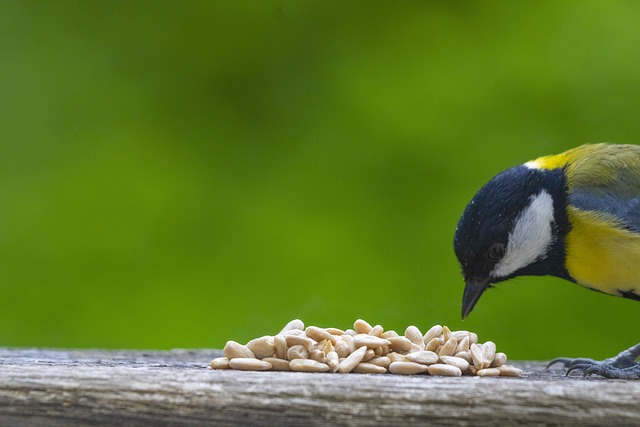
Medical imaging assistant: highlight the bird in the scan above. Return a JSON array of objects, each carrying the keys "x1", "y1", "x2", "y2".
[{"x1": 453, "y1": 143, "x2": 640, "y2": 379}]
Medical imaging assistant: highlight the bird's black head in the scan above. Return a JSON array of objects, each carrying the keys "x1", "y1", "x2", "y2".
[{"x1": 454, "y1": 164, "x2": 570, "y2": 319}]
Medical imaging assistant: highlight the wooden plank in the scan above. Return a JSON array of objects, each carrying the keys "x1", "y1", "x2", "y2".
[{"x1": 0, "y1": 348, "x2": 638, "y2": 426}]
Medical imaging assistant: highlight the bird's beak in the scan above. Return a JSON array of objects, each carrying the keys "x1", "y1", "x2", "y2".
[{"x1": 461, "y1": 279, "x2": 489, "y2": 320}]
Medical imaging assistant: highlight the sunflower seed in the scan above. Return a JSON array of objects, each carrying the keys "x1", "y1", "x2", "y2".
[
  {"x1": 342, "y1": 334, "x2": 356, "y2": 353},
  {"x1": 381, "y1": 330, "x2": 399, "y2": 339},
  {"x1": 423, "y1": 325, "x2": 443, "y2": 345},
  {"x1": 279, "y1": 319, "x2": 304, "y2": 334},
  {"x1": 326, "y1": 351, "x2": 339, "y2": 372},
  {"x1": 368, "y1": 356, "x2": 391, "y2": 368},
  {"x1": 228, "y1": 358, "x2": 272, "y2": 371},
  {"x1": 274, "y1": 335, "x2": 287, "y2": 359},
  {"x1": 469, "y1": 332, "x2": 478, "y2": 345},
  {"x1": 368, "y1": 324, "x2": 384, "y2": 337},
  {"x1": 262, "y1": 357, "x2": 291, "y2": 371},
  {"x1": 497, "y1": 364, "x2": 523, "y2": 377},
  {"x1": 454, "y1": 351, "x2": 472, "y2": 363},
  {"x1": 442, "y1": 325, "x2": 452, "y2": 342},
  {"x1": 287, "y1": 344, "x2": 308, "y2": 360},
  {"x1": 217, "y1": 320, "x2": 518, "y2": 378},
  {"x1": 335, "y1": 340, "x2": 351, "y2": 358},
  {"x1": 337, "y1": 346, "x2": 367, "y2": 373},
  {"x1": 366, "y1": 348, "x2": 378, "y2": 362},
  {"x1": 246, "y1": 336, "x2": 275, "y2": 359},
  {"x1": 455, "y1": 336, "x2": 470, "y2": 353},
  {"x1": 321, "y1": 339, "x2": 334, "y2": 354},
  {"x1": 284, "y1": 335, "x2": 315, "y2": 351},
  {"x1": 387, "y1": 336, "x2": 413, "y2": 352},
  {"x1": 354, "y1": 319, "x2": 373, "y2": 334},
  {"x1": 425, "y1": 336, "x2": 444, "y2": 352},
  {"x1": 223, "y1": 341, "x2": 255, "y2": 360},
  {"x1": 452, "y1": 330, "x2": 470, "y2": 341},
  {"x1": 309, "y1": 348, "x2": 326, "y2": 363},
  {"x1": 470, "y1": 343, "x2": 484, "y2": 370},
  {"x1": 438, "y1": 337, "x2": 458, "y2": 357},
  {"x1": 387, "y1": 352, "x2": 405, "y2": 363},
  {"x1": 405, "y1": 350, "x2": 439, "y2": 365},
  {"x1": 306, "y1": 326, "x2": 337, "y2": 344},
  {"x1": 439, "y1": 355, "x2": 470, "y2": 371},
  {"x1": 477, "y1": 367, "x2": 501, "y2": 377},
  {"x1": 482, "y1": 341, "x2": 496, "y2": 368},
  {"x1": 389, "y1": 361, "x2": 428, "y2": 375},
  {"x1": 353, "y1": 362, "x2": 387, "y2": 374},
  {"x1": 491, "y1": 352, "x2": 507, "y2": 368},
  {"x1": 427, "y1": 363, "x2": 462, "y2": 377},
  {"x1": 404, "y1": 325, "x2": 424, "y2": 346},
  {"x1": 410, "y1": 343, "x2": 424, "y2": 352},
  {"x1": 373, "y1": 345, "x2": 388, "y2": 356},
  {"x1": 289, "y1": 359, "x2": 330, "y2": 372},
  {"x1": 353, "y1": 334, "x2": 391, "y2": 348},
  {"x1": 210, "y1": 357, "x2": 230, "y2": 369}
]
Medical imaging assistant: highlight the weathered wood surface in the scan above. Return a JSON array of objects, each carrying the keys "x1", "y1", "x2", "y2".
[{"x1": 1, "y1": 348, "x2": 639, "y2": 426}]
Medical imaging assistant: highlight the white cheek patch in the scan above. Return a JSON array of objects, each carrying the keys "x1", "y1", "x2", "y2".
[
  {"x1": 491, "y1": 190, "x2": 555, "y2": 278},
  {"x1": 524, "y1": 160, "x2": 542, "y2": 169}
]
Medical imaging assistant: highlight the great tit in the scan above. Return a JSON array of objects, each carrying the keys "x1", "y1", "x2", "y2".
[{"x1": 454, "y1": 143, "x2": 640, "y2": 379}]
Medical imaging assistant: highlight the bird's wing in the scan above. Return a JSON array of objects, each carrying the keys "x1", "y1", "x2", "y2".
[{"x1": 567, "y1": 144, "x2": 640, "y2": 232}]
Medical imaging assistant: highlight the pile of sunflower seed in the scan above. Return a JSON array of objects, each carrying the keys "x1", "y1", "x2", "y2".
[{"x1": 210, "y1": 319, "x2": 522, "y2": 377}]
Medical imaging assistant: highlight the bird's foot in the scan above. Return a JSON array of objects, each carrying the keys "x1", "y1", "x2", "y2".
[
  {"x1": 546, "y1": 356, "x2": 601, "y2": 369},
  {"x1": 546, "y1": 342, "x2": 640, "y2": 379},
  {"x1": 567, "y1": 363, "x2": 640, "y2": 380}
]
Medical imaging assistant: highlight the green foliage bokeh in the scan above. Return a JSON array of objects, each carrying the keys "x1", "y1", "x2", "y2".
[{"x1": 1, "y1": 1, "x2": 640, "y2": 359}]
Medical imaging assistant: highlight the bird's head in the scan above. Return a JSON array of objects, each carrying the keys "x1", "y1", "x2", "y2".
[{"x1": 454, "y1": 164, "x2": 570, "y2": 319}]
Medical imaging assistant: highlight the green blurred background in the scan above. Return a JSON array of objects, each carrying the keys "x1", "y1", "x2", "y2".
[{"x1": 1, "y1": 1, "x2": 639, "y2": 360}]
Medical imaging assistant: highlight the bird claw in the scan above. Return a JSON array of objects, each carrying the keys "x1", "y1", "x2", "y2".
[
  {"x1": 546, "y1": 357, "x2": 599, "y2": 370},
  {"x1": 584, "y1": 364, "x2": 640, "y2": 380},
  {"x1": 565, "y1": 363, "x2": 593, "y2": 377},
  {"x1": 548, "y1": 344, "x2": 640, "y2": 379},
  {"x1": 563, "y1": 362, "x2": 640, "y2": 379}
]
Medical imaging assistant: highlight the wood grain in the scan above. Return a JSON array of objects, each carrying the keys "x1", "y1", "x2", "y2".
[{"x1": 0, "y1": 348, "x2": 638, "y2": 426}]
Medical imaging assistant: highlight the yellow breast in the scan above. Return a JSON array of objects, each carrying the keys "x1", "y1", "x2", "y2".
[{"x1": 566, "y1": 206, "x2": 640, "y2": 294}]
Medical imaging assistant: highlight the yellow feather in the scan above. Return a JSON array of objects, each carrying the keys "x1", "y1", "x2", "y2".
[
  {"x1": 527, "y1": 143, "x2": 640, "y2": 190},
  {"x1": 565, "y1": 206, "x2": 640, "y2": 294}
]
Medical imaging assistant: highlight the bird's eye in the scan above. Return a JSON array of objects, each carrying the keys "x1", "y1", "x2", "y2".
[{"x1": 486, "y1": 243, "x2": 505, "y2": 262}]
